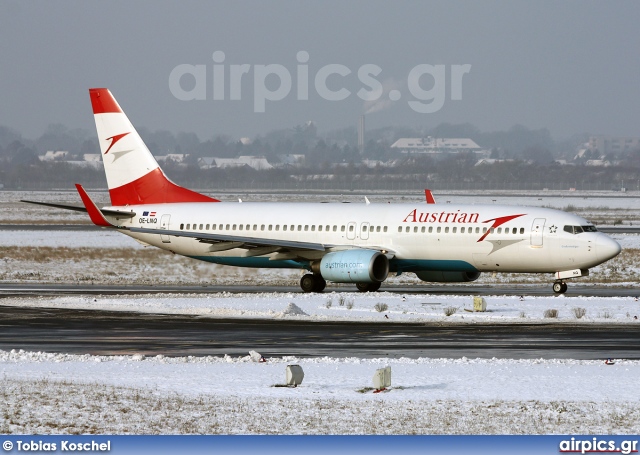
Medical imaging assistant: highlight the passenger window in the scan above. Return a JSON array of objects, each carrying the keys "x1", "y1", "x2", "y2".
[
  {"x1": 291, "y1": 225, "x2": 295, "y2": 231},
  {"x1": 304, "y1": 225, "x2": 309, "y2": 231},
  {"x1": 311, "y1": 225, "x2": 315, "y2": 231},
  {"x1": 405, "y1": 226, "x2": 410, "y2": 233},
  {"x1": 377, "y1": 226, "x2": 381, "y2": 232},
  {"x1": 453, "y1": 227, "x2": 457, "y2": 233},
  {"x1": 476, "y1": 227, "x2": 480, "y2": 234},
  {"x1": 206, "y1": 224, "x2": 210, "y2": 230},
  {"x1": 512, "y1": 228, "x2": 517, "y2": 234},
  {"x1": 497, "y1": 228, "x2": 502, "y2": 234},
  {"x1": 298, "y1": 225, "x2": 302, "y2": 231},
  {"x1": 333, "y1": 226, "x2": 337, "y2": 232},
  {"x1": 283, "y1": 225, "x2": 287, "y2": 231},
  {"x1": 261, "y1": 225, "x2": 265, "y2": 231},
  {"x1": 180, "y1": 223, "x2": 184, "y2": 230},
  {"x1": 445, "y1": 227, "x2": 449, "y2": 233},
  {"x1": 437, "y1": 227, "x2": 441, "y2": 233},
  {"x1": 233, "y1": 224, "x2": 237, "y2": 230},
  {"x1": 212, "y1": 224, "x2": 216, "y2": 230},
  {"x1": 520, "y1": 228, "x2": 524, "y2": 234},
  {"x1": 428, "y1": 226, "x2": 433, "y2": 233},
  {"x1": 349, "y1": 225, "x2": 354, "y2": 232},
  {"x1": 383, "y1": 227, "x2": 387, "y2": 232},
  {"x1": 318, "y1": 226, "x2": 322, "y2": 231},
  {"x1": 239, "y1": 225, "x2": 243, "y2": 230},
  {"x1": 421, "y1": 226, "x2": 425, "y2": 233},
  {"x1": 398, "y1": 227, "x2": 402, "y2": 233},
  {"x1": 268, "y1": 225, "x2": 272, "y2": 231},
  {"x1": 482, "y1": 227, "x2": 487, "y2": 233},
  {"x1": 341, "y1": 226, "x2": 345, "y2": 232},
  {"x1": 276, "y1": 225, "x2": 280, "y2": 231},
  {"x1": 362, "y1": 226, "x2": 367, "y2": 232},
  {"x1": 461, "y1": 227, "x2": 465, "y2": 233},
  {"x1": 253, "y1": 224, "x2": 257, "y2": 230}
]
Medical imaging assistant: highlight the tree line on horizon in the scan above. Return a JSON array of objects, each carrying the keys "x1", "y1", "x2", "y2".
[{"x1": 0, "y1": 121, "x2": 638, "y2": 192}]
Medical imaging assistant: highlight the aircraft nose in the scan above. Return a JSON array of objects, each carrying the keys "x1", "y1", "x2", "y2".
[{"x1": 596, "y1": 235, "x2": 621, "y2": 262}]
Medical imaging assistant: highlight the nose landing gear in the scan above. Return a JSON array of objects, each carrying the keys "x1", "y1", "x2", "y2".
[{"x1": 552, "y1": 281, "x2": 568, "y2": 294}]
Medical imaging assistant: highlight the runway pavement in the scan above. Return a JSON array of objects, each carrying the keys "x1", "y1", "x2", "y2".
[
  {"x1": 0, "y1": 305, "x2": 638, "y2": 360},
  {"x1": 0, "y1": 282, "x2": 637, "y2": 297}
]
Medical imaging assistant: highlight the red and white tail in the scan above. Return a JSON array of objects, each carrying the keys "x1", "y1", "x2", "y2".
[{"x1": 89, "y1": 88, "x2": 218, "y2": 206}]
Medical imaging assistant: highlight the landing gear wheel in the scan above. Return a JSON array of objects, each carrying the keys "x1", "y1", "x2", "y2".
[
  {"x1": 313, "y1": 276, "x2": 327, "y2": 293},
  {"x1": 300, "y1": 274, "x2": 316, "y2": 293},
  {"x1": 356, "y1": 282, "x2": 382, "y2": 292},
  {"x1": 552, "y1": 281, "x2": 567, "y2": 294},
  {"x1": 300, "y1": 274, "x2": 326, "y2": 293}
]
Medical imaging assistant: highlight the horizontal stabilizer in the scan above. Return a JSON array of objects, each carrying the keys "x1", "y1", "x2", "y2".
[{"x1": 21, "y1": 199, "x2": 136, "y2": 219}]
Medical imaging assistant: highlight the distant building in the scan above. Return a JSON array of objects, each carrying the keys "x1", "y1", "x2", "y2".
[
  {"x1": 474, "y1": 158, "x2": 515, "y2": 166},
  {"x1": 39, "y1": 151, "x2": 69, "y2": 161},
  {"x1": 277, "y1": 154, "x2": 306, "y2": 168},
  {"x1": 198, "y1": 156, "x2": 273, "y2": 170},
  {"x1": 391, "y1": 137, "x2": 486, "y2": 156},
  {"x1": 83, "y1": 154, "x2": 101, "y2": 162},
  {"x1": 586, "y1": 136, "x2": 640, "y2": 155}
]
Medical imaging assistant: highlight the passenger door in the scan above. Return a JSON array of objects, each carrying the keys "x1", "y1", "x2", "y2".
[{"x1": 530, "y1": 218, "x2": 545, "y2": 246}]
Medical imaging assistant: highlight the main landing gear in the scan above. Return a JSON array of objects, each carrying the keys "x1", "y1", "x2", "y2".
[
  {"x1": 299, "y1": 274, "x2": 383, "y2": 293},
  {"x1": 552, "y1": 281, "x2": 568, "y2": 294},
  {"x1": 300, "y1": 274, "x2": 326, "y2": 293},
  {"x1": 356, "y1": 282, "x2": 381, "y2": 292}
]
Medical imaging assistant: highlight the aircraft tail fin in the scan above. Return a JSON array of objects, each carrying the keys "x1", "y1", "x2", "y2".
[{"x1": 89, "y1": 88, "x2": 219, "y2": 206}]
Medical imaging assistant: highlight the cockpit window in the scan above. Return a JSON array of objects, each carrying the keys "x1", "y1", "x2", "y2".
[{"x1": 564, "y1": 225, "x2": 597, "y2": 234}]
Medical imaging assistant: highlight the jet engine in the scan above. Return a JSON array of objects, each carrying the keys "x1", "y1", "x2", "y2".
[
  {"x1": 315, "y1": 250, "x2": 389, "y2": 283},
  {"x1": 415, "y1": 271, "x2": 481, "y2": 283}
]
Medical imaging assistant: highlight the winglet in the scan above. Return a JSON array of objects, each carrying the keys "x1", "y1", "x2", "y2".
[
  {"x1": 425, "y1": 189, "x2": 436, "y2": 204},
  {"x1": 75, "y1": 184, "x2": 114, "y2": 227}
]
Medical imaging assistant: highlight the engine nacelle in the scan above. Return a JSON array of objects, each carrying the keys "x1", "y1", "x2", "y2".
[
  {"x1": 318, "y1": 250, "x2": 389, "y2": 283},
  {"x1": 415, "y1": 271, "x2": 481, "y2": 283}
]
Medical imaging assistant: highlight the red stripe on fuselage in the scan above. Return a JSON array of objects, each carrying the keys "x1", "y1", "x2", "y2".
[
  {"x1": 109, "y1": 168, "x2": 219, "y2": 205},
  {"x1": 89, "y1": 88, "x2": 122, "y2": 114}
]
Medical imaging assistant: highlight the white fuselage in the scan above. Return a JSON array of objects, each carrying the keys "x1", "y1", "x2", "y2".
[{"x1": 106, "y1": 201, "x2": 621, "y2": 276}]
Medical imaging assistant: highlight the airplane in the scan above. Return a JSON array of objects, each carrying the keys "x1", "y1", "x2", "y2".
[{"x1": 23, "y1": 88, "x2": 622, "y2": 294}]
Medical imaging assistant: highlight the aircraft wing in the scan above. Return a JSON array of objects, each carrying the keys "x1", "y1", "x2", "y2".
[
  {"x1": 129, "y1": 227, "x2": 396, "y2": 259},
  {"x1": 129, "y1": 226, "x2": 327, "y2": 251}
]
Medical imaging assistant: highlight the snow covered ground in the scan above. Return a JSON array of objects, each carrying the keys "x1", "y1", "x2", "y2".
[{"x1": 1, "y1": 292, "x2": 640, "y2": 434}]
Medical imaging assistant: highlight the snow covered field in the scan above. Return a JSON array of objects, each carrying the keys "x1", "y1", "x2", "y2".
[
  {"x1": 2, "y1": 292, "x2": 640, "y2": 434},
  {"x1": 1, "y1": 190, "x2": 640, "y2": 434}
]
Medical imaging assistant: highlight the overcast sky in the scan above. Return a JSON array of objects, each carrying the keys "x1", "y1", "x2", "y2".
[{"x1": 1, "y1": 1, "x2": 639, "y2": 141}]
